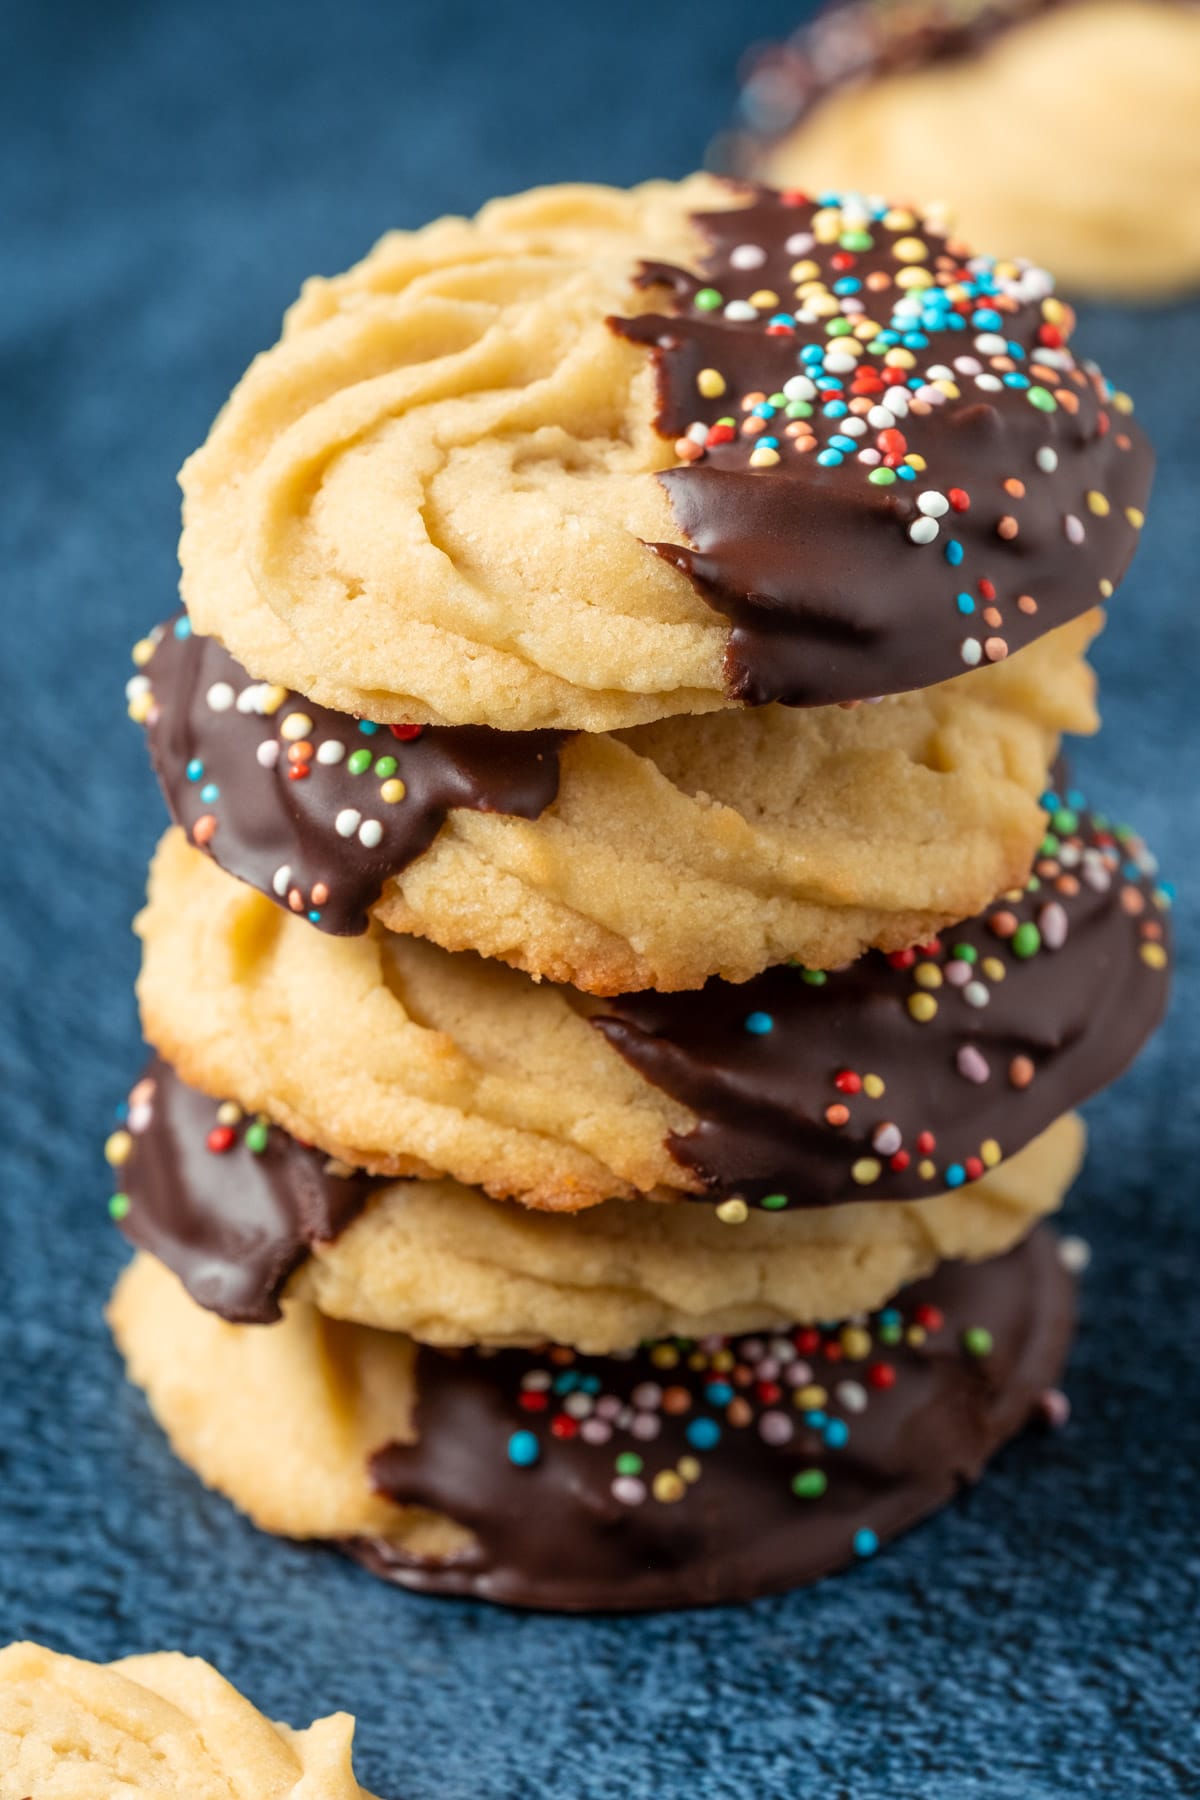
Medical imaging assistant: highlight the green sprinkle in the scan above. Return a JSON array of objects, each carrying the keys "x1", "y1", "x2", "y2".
[
  {"x1": 760, "y1": 1193, "x2": 790, "y2": 1212},
  {"x1": 694, "y1": 287, "x2": 723, "y2": 312},
  {"x1": 347, "y1": 749, "x2": 372, "y2": 775},
  {"x1": 108, "y1": 1193, "x2": 131, "y2": 1221},
  {"x1": 963, "y1": 1327, "x2": 994, "y2": 1358},
  {"x1": 800, "y1": 969, "x2": 827, "y2": 986},
  {"x1": 878, "y1": 1321, "x2": 902, "y2": 1346},
  {"x1": 374, "y1": 755, "x2": 398, "y2": 779},
  {"x1": 768, "y1": 392, "x2": 787, "y2": 407},
  {"x1": 825, "y1": 317, "x2": 853, "y2": 337},
  {"x1": 792, "y1": 1469, "x2": 827, "y2": 1499},
  {"x1": 785, "y1": 400, "x2": 813, "y2": 419},
  {"x1": 869, "y1": 468, "x2": 897, "y2": 486},
  {"x1": 1028, "y1": 386, "x2": 1057, "y2": 413},
  {"x1": 1040, "y1": 832, "x2": 1061, "y2": 857},
  {"x1": 952, "y1": 944, "x2": 978, "y2": 964},
  {"x1": 1012, "y1": 922, "x2": 1041, "y2": 959},
  {"x1": 615, "y1": 1452, "x2": 643, "y2": 1476},
  {"x1": 245, "y1": 1122, "x2": 270, "y2": 1154},
  {"x1": 1052, "y1": 808, "x2": 1078, "y2": 835},
  {"x1": 840, "y1": 230, "x2": 874, "y2": 252}
]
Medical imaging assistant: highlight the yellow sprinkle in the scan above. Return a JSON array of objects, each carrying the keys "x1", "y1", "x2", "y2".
[
  {"x1": 1086, "y1": 491, "x2": 1111, "y2": 517},
  {"x1": 851, "y1": 1157, "x2": 882, "y2": 1186},
  {"x1": 884, "y1": 348, "x2": 916, "y2": 370},
  {"x1": 913, "y1": 962, "x2": 943, "y2": 990},
  {"x1": 796, "y1": 1385, "x2": 828, "y2": 1410},
  {"x1": 1099, "y1": 579, "x2": 1114, "y2": 598},
  {"x1": 908, "y1": 993, "x2": 938, "y2": 1024},
  {"x1": 862, "y1": 1073, "x2": 885, "y2": 1099},
  {"x1": 918, "y1": 1158, "x2": 936, "y2": 1180},
  {"x1": 216, "y1": 1101, "x2": 242, "y2": 1127},
  {"x1": 127, "y1": 692, "x2": 153, "y2": 725},
  {"x1": 716, "y1": 1197, "x2": 748, "y2": 1226},
  {"x1": 796, "y1": 279, "x2": 829, "y2": 299},
  {"x1": 808, "y1": 294, "x2": 839, "y2": 318},
  {"x1": 678, "y1": 1457, "x2": 702, "y2": 1484},
  {"x1": 981, "y1": 1140, "x2": 1003, "y2": 1168},
  {"x1": 749, "y1": 289, "x2": 779, "y2": 310},
  {"x1": 893, "y1": 236, "x2": 928, "y2": 263},
  {"x1": 932, "y1": 380, "x2": 961, "y2": 400},
  {"x1": 1043, "y1": 297, "x2": 1066, "y2": 324},
  {"x1": 883, "y1": 208, "x2": 916, "y2": 231},
  {"x1": 1126, "y1": 507, "x2": 1145, "y2": 529},
  {"x1": 651, "y1": 1345, "x2": 678, "y2": 1369},
  {"x1": 854, "y1": 319, "x2": 883, "y2": 340},
  {"x1": 906, "y1": 1325, "x2": 927, "y2": 1347},
  {"x1": 946, "y1": 284, "x2": 971, "y2": 304},
  {"x1": 260, "y1": 685, "x2": 289, "y2": 716},
  {"x1": 711, "y1": 1349, "x2": 734, "y2": 1372},
  {"x1": 131, "y1": 637, "x2": 156, "y2": 668},
  {"x1": 896, "y1": 267, "x2": 934, "y2": 290},
  {"x1": 749, "y1": 447, "x2": 781, "y2": 469},
  {"x1": 1113, "y1": 391, "x2": 1134, "y2": 415},
  {"x1": 280, "y1": 712, "x2": 314, "y2": 741},
  {"x1": 1140, "y1": 943, "x2": 1168, "y2": 970},
  {"x1": 982, "y1": 958, "x2": 1006, "y2": 982},
  {"x1": 687, "y1": 1350, "x2": 706, "y2": 1372},
  {"x1": 653, "y1": 1471, "x2": 685, "y2": 1504},
  {"x1": 813, "y1": 217, "x2": 840, "y2": 244},
  {"x1": 904, "y1": 453, "x2": 927, "y2": 472},
  {"x1": 380, "y1": 778, "x2": 406, "y2": 803},
  {"x1": 104, "y1": 1130, "x2": 133, "y2": 1168},
  {"x1": 840, "y1": 1327, "x2": 872, "y2": 1361},
  {"x1": 696, "y1": 368, "x2": 726, "y2": 399},
  {"x1": 790, "y1": 259, "x2": 820, "y2": 283}
]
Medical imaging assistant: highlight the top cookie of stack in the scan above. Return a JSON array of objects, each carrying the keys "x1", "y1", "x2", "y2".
[{"x1": 136, "y1": 176, "x2": 1147, "y2": 993}]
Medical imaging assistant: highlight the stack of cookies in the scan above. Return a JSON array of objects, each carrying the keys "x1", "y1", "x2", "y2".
[{"x1": 108, "y1": 177, "x2": 1170, "y2": 1610}]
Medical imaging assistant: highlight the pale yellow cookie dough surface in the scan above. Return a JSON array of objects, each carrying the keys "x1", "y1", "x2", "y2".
[
  {"x1": 760, "y1": 1, "x2": 1200, "y2": 300},
  {"x1": 372, "y1": 611, "x2": 1098, "y2": 991},
  {"x1": 138, "y1": 830, "x2": 1076, "y2": 1211},
  {"x1": 294, "y1": 1113, "x2": 1084, "y2": 1346},
  {"x1": 0, "y1": 1641, "x2": 376, "y2": 1800}
]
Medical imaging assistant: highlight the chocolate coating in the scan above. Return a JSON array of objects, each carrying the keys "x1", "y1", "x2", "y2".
[
  {"x1": 112, "y1": 1057, "x2": 382, "y2": 1323},
  {"x1": 592, "y1": 793, "x2": 1170, "y2": 1208},
  {"x1": 612, "y1": 189, "x2": 1152, "y2": 706},
  {"x1": 134, "y1": 618, "x2": 567, "y2": 933},
  {"x1": 348, "y1": 1228, "x2": 1073, "y2": 1611}
]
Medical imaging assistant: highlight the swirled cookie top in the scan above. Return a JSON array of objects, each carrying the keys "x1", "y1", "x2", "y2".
[{"x1": 179, "y1": 178, "x2": 1150, "y2": 730}]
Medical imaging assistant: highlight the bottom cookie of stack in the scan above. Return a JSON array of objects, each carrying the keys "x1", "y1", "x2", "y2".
[{"x1": 108, "y1": 1071, "x2": 1084, "y2": 1612}]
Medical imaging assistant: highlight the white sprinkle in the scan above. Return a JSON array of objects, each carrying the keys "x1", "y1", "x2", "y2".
[
  {"x1": 872, "y1": 1122, "x2": 903, "y2": 1156},
  {"x1": 975, "y1": 333, "x2": 1008, "y2": 356},
  {"x1": 886, "y1": 387, "x2": 911, "y2": 415},
  {"x1": 125, "y1": 674, "x2": 150, "y2": 702},
  {"x1": 730, "y1": 243, "x2": 767, "y2": 270},
  {"x1": 867, "y1": 405, "x2": 896, "y2": 430},
  {"x1": 272, "y1": 864, "x2": 291, "y2": 897},
  {"x1": 1038, "y1": 901, "x2": 1069, "y2": 949},
  {"x1": 963, "y1": 980, "x2": 990, "y2": 1008},
  {"x1": 785, "y1": 231, "x2": 814, "y2": 255},
  {"x1": 917, "y1": 491, "x2": 949, "y2": 518},
  {"x1": 127, "y1": 1102, "x2": 153, "y2": 1135},
  {"x1": 580, "y1": 1419, "x2": 611, "y2": 1445},
  {"x1": 686, "y1": 420, "x2": 709, "y2": 445},
  {"x1": 915, "y1": 384, "x2": 946, "y2": 406},
  {"x1": 857, "y1": 448, "x2": 882, "y2": 466},
  {"x1": 783, "y1": 374, "x2": 817, "y2": 401},
  {"x1": 632, "y1": 1382, "x2": 661, "y2": 1410},
  {"x1": 953, "y1": 356, "x2": 983, "y2": 376},
  {"x1": 256, "y1": 740, "x2": 280, "y2": 769},
  {"x1": 280, "y1": 711, "x2": 314, "y2": 741},
  {"x1": 358, "y1": 819, "x2": 384, "y2": 848},
  {"x1": 961, "y1": 638, "x2": 983, "y2": 666},
  {"x1": 839, "y1": 417, "x2": 867, "y2": 437},
  {"x1": 521, "y1": 1369, "x2": 551, "y2": 1391},
  {"x1": 957, "y1": 1045, "x2": 991, "y2": 1084},
  {"x1": 1064, "y1": 515, "x2": 1085, "y2": 545},
  {"x1": 236, "y1": 683, "x2": 266, "y2": 714},
  {"x1": 206, "y1": 682, "x2": 235, "y2": 712},
  {"x1": 1036, "y1": 447, "x2": 1059, "y2": 474},
  {"x1": 611, "y1": 1476, "x2": 646, "y2": 1506},
  {"x1": 974, "y1": 374, "x2": 1004, "y2": 392},
  {"x1": 926, "y1": 364, "x2": 955, "y2": 381},
  {"x1": 909, "y1": 517, "x2": 940, "y2": 545},
  {"x1": 824, "y1": 353, "x2": 857, "y2": 374},
  {"x1": 1059, "y1": 1235, "x2": 1092, "y2": 1274},
  {"x1": 723, "y1": 299, "x2": 757, "y2": 322},
  {"x1": 316, "y1": 740, "x2": 345, "y2": 766},
  {"x1": 563, "y1": 1392, "x2": 593, "y2": 1419},
  {"x1": 836, "y1": 1380, "x2": 868, "y2": 1414},
  {"x1": 334, "y1": 809, "x2": 361, "y2": 838}
]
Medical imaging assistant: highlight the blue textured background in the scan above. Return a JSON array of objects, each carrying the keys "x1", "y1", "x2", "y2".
[{"x1": 3, "y1": 3, "x2": 1198, "y2": 1795}]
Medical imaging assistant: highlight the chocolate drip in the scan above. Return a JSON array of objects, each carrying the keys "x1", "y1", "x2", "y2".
[
  {"x1": 612, "y1": 189, "x2": 1152, "y2": 707},
  {"x1": 135, "y1": 618, "x2": 568, "y2": 933},
  {"x1": 592, "y1": 795, "x2": 1170, "y2": 1208},
  {"x1": 350, "y1": 1229, "x2": 1073, "y2": 1611},
  {"x1": 111, "y1": 1058, "x2": 383, "y2": 1323}
]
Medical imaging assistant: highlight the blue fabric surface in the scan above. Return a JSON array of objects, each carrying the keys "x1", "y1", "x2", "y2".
[{"x1": 3, "y1": 3, "x2": 1198, "y2": 1794}]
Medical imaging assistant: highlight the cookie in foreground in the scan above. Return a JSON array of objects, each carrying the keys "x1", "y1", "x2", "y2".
[{"x1": 110, "y1": 1230, "x2": 1076, "y2": 1612}]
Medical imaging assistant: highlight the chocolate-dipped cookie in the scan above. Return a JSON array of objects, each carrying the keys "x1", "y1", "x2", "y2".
[
  {"x1": 107, "y1": 1057, "x2": 1084, "y2": 1343},
  {"x1": 722, "y1": 1, "x2": 1200, "y2": 300},
  {"x1": 178, "y1": 178, "x2": 1150, "y2": 730},
  {"x1": 135, "y1": 786, "x2": 1169, "y2": 1211},
  {"x1": 110, "y1": 1230, "x2": 1075, "y2": 1611},
  {"x1": 128, "y1": 608, "x2": 1098, "y2": 988}
]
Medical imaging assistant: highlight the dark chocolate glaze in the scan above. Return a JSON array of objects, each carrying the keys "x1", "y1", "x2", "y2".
[
  {"x1": 591, "y1": 792, "x2": 1170, "y2": 1208},
  {"x1": 612, "y1": 189, "x2": 1152, "y2": 706},
  {"x1": 135, "y1": 617, "x2": 568, "y2": 933},
  {"x1": 112, "y1": 1057, "x2": 384, "y2": 1323},
  {"x1": 347, "y1": 1227, "x2": 1073, "y2": 1611}
]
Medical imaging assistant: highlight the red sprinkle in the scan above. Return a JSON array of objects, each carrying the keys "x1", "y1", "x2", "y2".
[
  {"x1": 867, "y1": 1363, "x2": 896, "y2": 1391},
  {"x1": 948, "y1": 488, "x2": 971, "y2": 512},
  {"x1": 915, "y1": 1303, "x2": 944, "y2": 1331},
  {"x1": 287, "y1": 764, "x2": 310, "y2": 781},
  {"x1": 889, "y1": 1151, "x2": 911, "y2": 1172},
  {"x1": 916, "y1": 1131, "x2": 936, "y2": 1156},
  {"x1": 978, "y1": 578, "x2": 997, "y2": 601},
  {"x1": 550, "y1": 1415, "x2": 578, "y2": 1440},
  {"x1": 706, "y1": 423, "x2": 736, "y2": 447},
  {"x1": 206, "y1": 1126, "x2": 236, "y2": 1155},
  {"x1": 964, "y1": 1157, "x2": 985, "y2": 1182},
  {"x1": 834, "y1": 1069, "x2": 862, "y2": 1095},
  {"x1": 389, "y1": 723, "x2": 424, "y2": 742},
  {"x1": 519, "y1": 1391, "x2": 548, "y2": 1412}
]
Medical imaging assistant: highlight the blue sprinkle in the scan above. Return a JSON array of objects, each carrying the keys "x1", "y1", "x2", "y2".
[
  {"x1": 705, "y1": 1381, "x2": 734, "y2": 1406},
  {"x1": 1066, "y1": 788, "x2": 1087, "y2": 809},
  {"x1": 801, "y1": 344, "x2": 825, "y2": 364},
  {"x1": 902, "y1": 332, "x2": 929, "y2": 349},
  {"x1": 956, "y1": 593, "x2": 976, "y2": 614},
  {"x1": 581, "y1": 1375, "x2": 602, "y2": 1395},
  {"x1": 897, "y1": 464, "x2": 916, "y2": 481},
  {"x1": 854, "y1": 1527, "x2": 879, "y2": 1559},
  {"x1": 805, "y1": 1411, "x2": 828, "y2": 1430},
  {"x1": 945, "y1": 540, "x2": 965, "y2": 566},
  {"x1": 815, "y1": 376, "x2": 844, "y2": 392},
  {"x1": 817, "y1": 449, "x2": 844, "y2": 468},
  {"x1": 879, "y1": 1309, "x2": 901, "y2": 1329},
  {"x1": 945, "y1": 1164, "x2": 966, "y2": 1188},
  {"x1": 768, "y1": 314, "x2": 795, "y2": 329},
  {"x1": 358, "y1": 720, "x2": 379, "y2": 735},
  {"x1": 199, "y1": 782, "x2": 219, "y2": 803},
  {"x1": 508, "y1": 1431, "x2": 540, "y2": 1469},
  {"x1": 686, "y1": 1418, "x2": 722, "y2": 1452},
  {"x1": 115, "y1": 1100, "x2": 129, "y2": 1122},
  {"x1": 173, "y1": 616, "x2": 192, "y2": 639},
  {"x1": 824, "y1": 1419, "x2": 850, "y2": 1449},
  {"x1": 829, "y1": 434, "x2": 857, "y2": 452},
  {"x1": 832, "y1": 277, "x2": 861, "y2": 296},
  {"x1": 757, "y1": 436, "x2": 780, "y2": 451},
  {"x1": 973, "y1": 308, "x2": 1003, "y2": 330},
  {"x1": 752, "y1": 402, "x2": 776, "y2": 419},
  {"x1": 744, "y1": 1010, "x2": 774, "y2": 1035},
  {"x1": 553, "y1": 1372, "x2": 578, "y2": 1395},
  {"x1": 307, "y1": 910, "x2": 322, "y2": 924},
  {"x1": 1041, "y1": 789, "x2": 1061, "y2": 811},
  {"x1": 185, "y1": 759, "x2": 204, "y2": 782},
  {"x1": 1007, "y1": 340, "x2": 1026, "y2": 361},
  {"x1": 1160, "y1": 879, "x2": 1177, "y2": 901},
  {"x1": 875, "y1": 330, "x2": 899, "y2": 347},
  {"x1": 1003, "y1": 373, "x2": 1030, "y2": 390}
]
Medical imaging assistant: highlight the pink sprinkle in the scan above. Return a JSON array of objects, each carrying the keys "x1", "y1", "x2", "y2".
[
  {"x1": 956, "y1": 1046, "x2": 991, "y2": 1085},
  {"x1": 758, "y1": 1411, "x2": 795, "y2": 1446},
  {"x1": 1038, "y1": 901, "x2": 1069, "y2": 949},
  {"x1": 1038, "y1": 1389, "x2": 1071, "y2": 1430}
]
